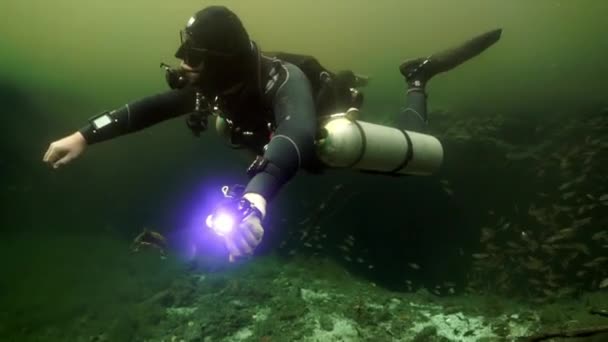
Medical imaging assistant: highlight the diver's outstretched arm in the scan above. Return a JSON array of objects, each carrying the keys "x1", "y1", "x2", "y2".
[
  {"x1": 78, "y1": 87, "x2": 197, "y2": 144},
  {"x1": 396, "y1": 28, "x2": 503, "y2": 132}
]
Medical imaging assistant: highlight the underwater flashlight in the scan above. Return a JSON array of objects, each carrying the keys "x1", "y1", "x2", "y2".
[
  {"x1": 206, "y1": 210, "x2": 236, "y2": 237},
  {"x1": 205, "y1": 185, "x2": 263, "y2": 237}
]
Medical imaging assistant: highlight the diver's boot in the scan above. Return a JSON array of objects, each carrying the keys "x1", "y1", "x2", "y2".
[{"x1": 400, "y1": 28, "x2": 503, "y2": 88}]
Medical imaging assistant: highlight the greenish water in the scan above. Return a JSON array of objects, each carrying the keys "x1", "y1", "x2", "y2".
[{"x1": 1, "y1": 1, "x2": 607, "y2": 341}]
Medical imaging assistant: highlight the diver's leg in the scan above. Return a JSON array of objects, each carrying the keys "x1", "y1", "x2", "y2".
[
  {"x1": 395, "y1": 28, "x2": 503, "y2": 132},
  {"x1": 396, "y1": 81, "x2": 428, "y2": 133}
]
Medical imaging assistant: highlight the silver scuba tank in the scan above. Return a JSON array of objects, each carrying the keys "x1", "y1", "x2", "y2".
[{"x1": 315, "y1": 108, "x2": 443, "y2": 175}]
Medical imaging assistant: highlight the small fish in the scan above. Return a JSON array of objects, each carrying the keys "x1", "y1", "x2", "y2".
[
  {"x1": 506, "y1": 241, "x2": 522, "y2": 249},
  {"x1": 556, "y1": 287, "x2": 575, "y2": 297},
  {"x1": 573, "y1": 217, "x2": 592, "y2": 228},
  {"x1": 487, "y1": 243, "x2": 500, "y2": 251},
  {"x1": 557, "y1": 227, "x2": 576, "y2": 236},
  {"x1": 599, "y1": 194, "x2": 608, "y2": 202},
  {"x1": 573, "y1": 174, "x2": 586, "y2": 184},
  {"x1": 562, "y1": 191, "x2": 576, "y2": 200},
  {"x1": 558, "y1": 182, "x2": 572, "y2": 191},
  {"x1": 472, "y1": 253, "x2": 489, "y2": 259},
  {"x1": 543, "y1": 289, "x2": 555, "y2": 297},
  {"x1": 592, "y1": 231, "x2": 608, "y2": 241},
  {"x1": 559, "y1": 243, "x2": 590, "y2": 256},
  {"x1": 600, "y1": 278, "x2": 608, "y2": 289},
  {"x1": 408, "y1": 263, "x2": 420, "y2": 270},
  {"x1": 583, "y1": 257, "x2": 608, "y2": 268},
  {"x1": 553, "y1": 204, "x2": 572, "y2": 212},
  {"x1": 524, "y1": 257, "x2": 544, "y2": 270},
  {"x1": 577, "y1": 206, "x2": 586, "y2": 215}
]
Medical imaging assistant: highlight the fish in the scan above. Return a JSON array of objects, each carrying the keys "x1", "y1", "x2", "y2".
[
  {"x1": 558, "y1": 227, "x2": 576, "y2": 236},
  {"x1": 599, "y1": 194, "x2": 608, "y2": 202},
  {"x1": 558, "y1": 181, "x2": 573, "y2": 191},
  {"x1": 573, "y1": 217, "x2": 592, "y2": 228},
  {"x1": 506, "y1": 241, "x2": 522, "y2": 249},
  {"x1": 480, "y1": 227, "x2": 495, "y2": 243},
  {"x1": 553, "y1": 204, "x2": 573, "y2": 212},
  {"x1": 583, "y1": 257, "x2": 608, "y2": 268},
  {"x1": 472, "y1": 253, "x2": 489, "y2": 259},
  {"x1": 573, "y1": 174, "x2": 586, "y2": 184},
  {"x1": 542, "y1": 289, "x2": 555, "y2": 297},
  {"x1": 408, "y1": 263, "x2": 420, "y2": 270},
  {"x1": 487, "y1": 243, "x2": 500, "y2": 251},
  {"x1": 600, "y1": 278, "x2": 608, "y2": 289},
  {"x1": 541, "y1": 244, "x2": 556, "y2": 255},
  {"x1": 556, "y1": 287, "x2": 575, "y2": 297},
  {"x1": 557, "y1": 243, "x2": 590, "y2": 256},
  {"x1": 592, "y1": 231, "x2": 608, "y2": 241},
  {"x1": 561, "y1": 191, "x2": 576, "y2": 200},
  {"x1": 524, "y1": 257, "x2": 544, "y2": 270}
]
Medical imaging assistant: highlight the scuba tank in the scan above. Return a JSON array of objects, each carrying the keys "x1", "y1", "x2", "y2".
[{"x1": 315, "y1": 108, "x2": 443, "y2": 176}]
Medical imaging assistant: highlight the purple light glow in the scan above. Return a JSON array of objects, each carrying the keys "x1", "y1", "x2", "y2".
[
  {"x1": 207, "y1": 212, "x2": 236, "y2": 237},
  {"x1": 167, "y1": 177, "x2": 235, "y2": 264}
]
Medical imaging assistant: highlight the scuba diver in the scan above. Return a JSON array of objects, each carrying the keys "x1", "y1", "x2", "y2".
[{"x1": 42, "y1": 5, "x2": 502, "y2": 261}]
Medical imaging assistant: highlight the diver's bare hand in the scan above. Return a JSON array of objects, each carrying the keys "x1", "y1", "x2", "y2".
[{"x1": 43, "y1": 132, "x2": 87, "y2": 169}]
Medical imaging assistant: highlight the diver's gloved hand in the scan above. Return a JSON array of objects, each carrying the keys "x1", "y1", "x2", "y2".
[{"x1": 224, "y1": 193, "x2": 267, "y2": 262}]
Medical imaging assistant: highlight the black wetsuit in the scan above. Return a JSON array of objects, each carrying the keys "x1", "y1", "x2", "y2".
[
  {"x1": 79, "y1": 55, "x2": 318, "y2": 202},
  {"x1": 79, "y1": 51, "x2": 428, "y2": 202}
]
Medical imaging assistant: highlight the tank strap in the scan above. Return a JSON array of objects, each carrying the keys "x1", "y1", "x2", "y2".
[{"x1": 390, "y1": 130, "x2": 414, "y2": 173}]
